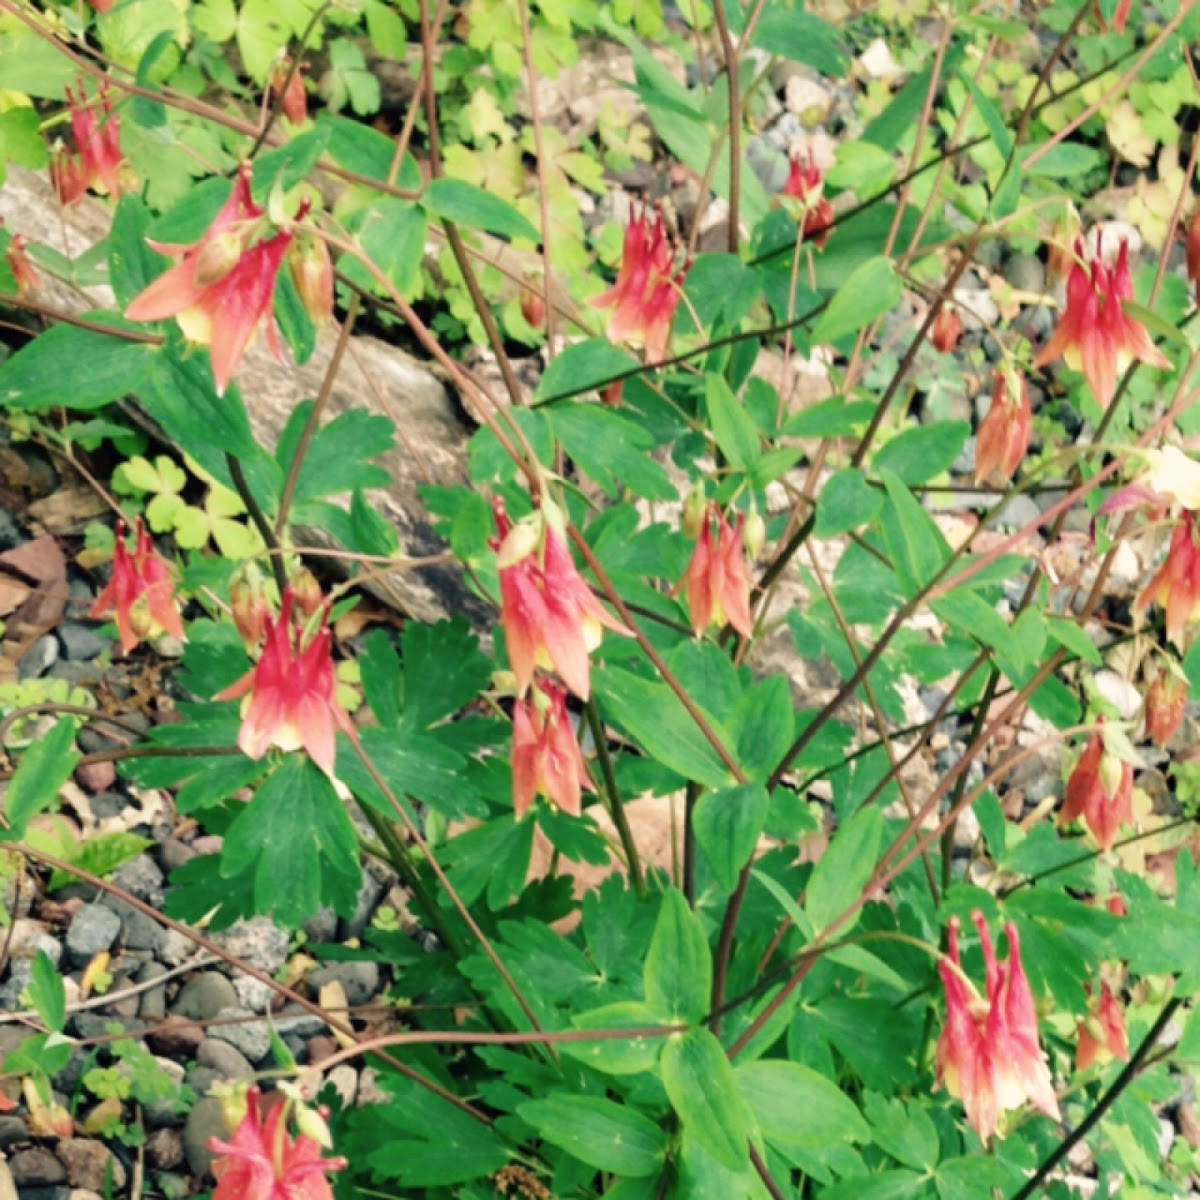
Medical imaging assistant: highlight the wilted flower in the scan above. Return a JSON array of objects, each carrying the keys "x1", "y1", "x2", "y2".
[
  {"x1": 125, "y1": 161, "x2": 298, "y2": 395},
  {"x1": 90, "y1": 518, "x2": 185, "y2": 654},
  {"x1": 6, "y1": 233, "x2": 38, "y2": 297},
  {"x1": 51, "y1": 81, "x2": 126, "y2": 206},
  {"x1": 209, "y1": 1087, "x2": 346, "y2": 1200},
  {"x1": 1076, "y1": 982, "x2": 1129, "y2": 1072},
  {"x1": 975, "y1": 369, "x2": 1033, "y2": 484},
  {"x1": 215, "y1": 587, "x2": 354, "y2": 780},
  {"x1": 512, "y1": 679, "x2": 594, "y2": 820},
  {"x1": 936, "y1": 912, "x2": 1060, "y2": 1145},
  {"x1": 493, "y1": 501, "x2": 628, "y2": 701},
  {"x1": 592, "y1": 203, "x2": 691, "y2": 365},
  {"x1": 1060, "y1": 722, "x2": 1134, "y2": 852},
  {"x1": 929, "y1": 307, "x2": 963, "y2": 354},
  {"x1": 269, "y1": 58, "x2": 309, "y2": 126},
  {"x1": 783, "y1": 155, "x2": 835, "y2": 249},
  {"x1": 683, "y1": 504, "x2": 755, "y2": 640},
  {"x1": 1137, "y1": 510, "x2": 1200, "y2": 648},
  {"x1": 1034, "y1": 234, "x2": 1170, "y2": 410},
  {"x1": 1144, "y1": 668, "x2": 1187, "y2": 748}
]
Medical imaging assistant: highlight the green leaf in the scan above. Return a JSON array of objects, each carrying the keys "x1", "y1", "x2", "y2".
[
  {"x1": 805, "y1": 804, "x2": 883, "y2": 936},
  {"x1": 423, "y1": 178, "x2": 540, "y2": 244},
  {"x1": 752, "y1": 9, "x2": 849, "y2": 77},
  {"x1": 0, "y1": 109, "x2": 46, "y2": 176},
  {"x1": 317, "y1": 115, "x2": 422, "y2": 189},
  {"x1": 819, "y1": 1169, "x2": 929, "y2": 1200},
  {"x1": 343, "y1": 198, "x2": 427, "y2": 298},
  {"x1": 1044, "y1": 614, "x2": 1104, "y2": 667},
  {"x1": 327, "y1": 37, "x2": 381, "y2": 116},
  {"x1": 783, "y1": 398, "x2": 876, "y2": 439},
  {"x1": 812, "y1": 257, "x2": 902, "y2": 346},
  {"x1": 873, "y1": 422, "x2": 969, "y2": 485},
  {"x1": 537, "y1": 339, "x2": 639, "y2": 402},
  {"x1": 551, "y1": 404, "x2": 675, "y2": 500},
  {"x1": 236, "y1": 0, "x2": 292, "y2": 81},
  {"x1": 144, "y1": 175, "x2": 232, "y2": 245},
  {"x1": 705, "y1": 373, "x2": 760, "y2": 469},
  {"x1": 28, "y1": 951, "x2": 67, "y2": 1033},
  {"x1": 107, "y1": 196, "x2": 160, "y2": 311},
  {"x1": 359, "y1": 629, "x2": 402, "y2": 728},
  {"x1": 962, "y1": 73, "x2": 1013, "y2": 159},
  {"x1": 275, "y1": 404, "x2": 393, "y2": 506},
  {"x1": 400, "y1": 619, "x2": 491, "y2": 728},
  {"x1": 737, "y1": 1060, "x2": 869, "y2": 1153},
  {"x1": 0, "y1": 320, "x2": 156, "y2": 412},
  {"x1": 563, "y1": 1000, "x2": 664, "y2": 1075},
  {"x1": 734, "y1": 676, "x2": 794, "y2": 782},
  {"x1": 662, "y1": 1028, "x2": 754, "y2": 1172},
  {"x1": 252, "y1": 126, "x2": 331, "y2": 200},
  {"x1": 49, "y1": 832, "x2": 154, "y2": 891},
  {"x1": 1023, "y1": 141, "x2": 1103, "y2": 178},
  {"x1": 220, "y1": 757, "x2": 362, "y2": 927},
  {"x1": 518, "y1": 1095, "x2": 668, "y2": 1177},
  {"x1": 644, "y1": 888, "x2": 711, "y2": 1023},
  {"x1": 863, "y1": 1093, "x2": 940, "y2": 1171},
  {"x1": 1, "y1": 719, "x2": 79, "y2": 840},
  {"x1": 878, "y1": 470, "x2": 952, "y2": 597},
  {"x1": 815, "y1": 469, "x2": 883, "y2": 537},
  {"x1": 826, "y1": 142, "x2": 896, "y2": 194},
  {"x1": 594, "y1": 667, "x2": 735, "y2": 789}
]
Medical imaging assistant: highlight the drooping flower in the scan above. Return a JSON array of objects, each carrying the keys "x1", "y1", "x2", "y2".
[
  {"x1": 89, "y1": 518, "x2": 185, "y2": 655},
  {"x1": 1076, "y1": 982, "x2": 1129, "y2": 1072},
  {"x1": 215, "y1": 587, "x2": 354, "y2": 780},
  {"x1": 269, "y1": 58, "x2": 309, "y2": 126},
  {"x1": 683, "y1": 504, "x2": 755, "y2": 640},
  {"x1": 512, "y1": 680, "x2": 594, "y2": 820},
  {"x1": 936, "y1": 912, "x2": 1061, "y2": 1145},
  {"x1": 230, "y1": 565, "x2": 272, "y2": 649},
  {"x1": 975, "y1": 368, "x2": 1033, "y2": 485},
  {"x1": 591, "y1": 203, "x2": 691, "y2": 365},
  {"x1": 783, "y1": 155, "x2": 835, "y2": 249},
  {"x1": 1060, "y1": 722, "x2": 1134, "y2": 852},
  {"x1": 125, "y1": 161, "x2": 298, "y2": 395},
  {"x1": 6, "y1": 233, "x2": 38, "y2": 298},
  {"x1": 929, "y1": 307, "x2": 963, "y2": 354},
  {"x1": 51, "y1": 81, "x2": 127, "y2": 206},
  {"x1": 1144, "y1": 668, "x2": 1187, "y2": 748},
  {"x1": 1033, "y1": 234, "x2": 1170, "y2": 410},
  {"x1": 493, "y1": 501, "x2": 628, "y2": 701},
  {"x1": 1137, "y1": 510, "x2": 1200, "y2": 648},
  {"x1": 209, "y1": 1087, "x2": 346, "y2": 1200}
]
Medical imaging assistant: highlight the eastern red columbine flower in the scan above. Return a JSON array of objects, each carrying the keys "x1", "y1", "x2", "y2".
[
  {"x1": 493, "y1": 501, "x2": 628, "y2": 701},
  {"x1": 512, "y1": 679, "x2": 594, "y2": 820},
  {"x1": 592, "y1": 203, "x2": 691, "y2": 365},
  {"x1": 783, "y1": 156, "x2": 835, "y2": 249},
  {"x1": 209, "y1": 1087, "x2": 346, "y2": 1200},
  {"x1": 936, "y1": 912, "x2": 1060, "y2": 1145},
  {"x1": 975, "y1": 369, "x2": 1033, "y2": 485},
  {"x1": 125, "y1": 161, "x2": 299, "y2": 396},
  {"x1": 929, "y1": 307, "x2": 963, "y2": 354},
  {"x1": 1060, "y1": 722, "x2": 1134, "y2": 852},
  {"x1": 1144, "y1": 668, "x2": 1187, "y2": 747},
  {"x1": 1076, "y1": 982, "x2": 1129, "y2": 1072},
  {"x1": 51, "y1": 81, "x2": 125, "y2": 206},
  {"x1": 216, "y1": 588, "x2": 354, "y2": 780},
  {"x1": 6, "y1": 233, "x2": 38, "y2": 297},
  {"x1": 1137, "y1": 510, "x2": 1200, "y2": 648},
  {"x1": 683, "y1": 504, "x2": 755, "y2": 640},
  {"x1": 90, "y1": 518, "x2": 185, "y2": 655},
  {"x1": 1034, "y1": 233, "x2": 1170, "y2": 410}
]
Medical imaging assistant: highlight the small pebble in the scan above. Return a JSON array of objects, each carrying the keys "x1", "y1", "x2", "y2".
[
  {"x1": 172, "y1": 972, "x2": 237, "y2": 1021},
  {"x1": 64, "y1": 904, "x2": 121, "y2": 964}
]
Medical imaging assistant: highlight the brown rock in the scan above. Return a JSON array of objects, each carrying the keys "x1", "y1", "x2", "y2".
[
  {"x1": 305, "y1": 1034, "x2": 339, "y2": 1064},
  {"x1": 8, "y1": 1146, "x2": 66, "y2": 1187},
  {"x1": 58, "y1": 1139, "x2": 127, "y2": 1192},
  {"x1": 145, "y1": 1127, "x2": 184, "y2": 1170},
  {"x1": 145, "y1": 1016, "x2": 205, "y2": 1056},
  {"x1": 74, "y1": 760, "x2": 117, "y2": 794}
]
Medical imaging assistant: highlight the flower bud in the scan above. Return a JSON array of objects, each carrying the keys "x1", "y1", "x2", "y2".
[
  {"x1": 289, "y1": 233, "x2": 334, "y2": 325},
  {"x1": 520, "y1": 282, "x2": 546, "y2": 328},
  {"x1": 975, "y1": 368, "x2": 1033, "y2": 485},
  {"x1": 211, "y1": 1080, "x2": 251, "y2": 1133},
  {"x1": 929, "y1": 307, "x2": 963, "y2": 354},
  {"x1": 496, "y1": 517, "x2": 541, "y2": 569},
  {"x1": 290, "y1": 567, "x2": 324, "y2": 619},
  {"x1": 743, "y1": 510, "x2": 766, "y2": 561},
  {"x1": 1187, "y1": 211, "x2": 1200, "y2": 300},
  {"x1": 231, "y1": 566, "x2": 271, "y2": 648},
  {"x1": 7, "y1": 234, "x2": 38, "y2": 297},
  {"x1": 1098, "y1": 750, "x2": 1126, "y2": 800},
  {"x1": 1106, "y1": 891, "x2": 1128, "y2": 917},
  {"x1": 192, "y1": 229, "x2": 247, "y2": 287},
  {"x1": 601, "y1": 380, "x2": 624, "y2": 407},
  {"x1": 1144, "y1": 669, "x2": 1187, "y2": 748},
  {"x1": 270, "y1": 58, "x2": 309, "y2": 126},
  {"x1": 682, "y1": 486, "x2": 707, "y2": 541}
]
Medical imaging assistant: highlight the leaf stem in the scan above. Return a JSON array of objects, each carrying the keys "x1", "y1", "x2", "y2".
[{"x1": 584, "y1": 697, "x2": 645, "y2": 898}]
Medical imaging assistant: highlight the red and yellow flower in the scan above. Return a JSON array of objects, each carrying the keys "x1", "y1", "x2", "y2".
[
  {"x1": 683, "y1": 504, "x2": 756, "y2": 640},
  {"x1": 1138, "y1": 510, "x2": 1200, "y2": 648},
  {"x1": 512, "y1": 679, "x2": 594, "y2": 820},
  {"x1": 1034, "y1": 234, "x2": 1169, "y2": 410},
  {"x1": 936, "y1": 912, "x2": 1060, "y2": 1144},
  {"x1": 51, "y1": 81, "x2": 126, "y2": 206},
  {"x1": 125, "y1": 161, "x2": 298, "y2": 396},
  {"x1": 783, "y1": 155, "x2": 834, "y2": 249},
  {"x1": 1144, "y1": 668, "x2": 1187, "y2": 748},
  {"x1": 1076, "y1": 982, "x2": 1129, "y2": 1073},
  {"x1": 975, "y1": 368, "x2": 1033, "y2": 485},
  {"x1": 216, "y1": 587, "x2": 354, "y2": 780},
  {"x1": 89, "y1": 518, "x2": 185, "y2": 655},
  {"x1": 1060, "y1": 722, "x2": 1134, "y2": 852}
]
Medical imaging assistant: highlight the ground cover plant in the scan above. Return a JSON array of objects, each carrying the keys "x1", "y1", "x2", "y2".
[{"x1": 2, "y1": 0, "x2": 1200, "y2": 1196}]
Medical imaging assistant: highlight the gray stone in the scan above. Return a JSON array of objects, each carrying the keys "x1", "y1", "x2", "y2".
[
  {"x1": 110, "y1": 854, "x2": 165, "y2": 904},
  {"x1": 158, "y1": 929, "x2": 197, "y2": 967},
  {"x1": 56, "y1": 623, "x2": 108, "y2": 661},
  {"x1": 57, "y1": 1140, "x2": 126, "y2": 1192},
  {"x1": 0, "y1": 1115, "x2": 28, "y2": 1147},
  {"x1": 98, "y1": 897, "x2": 163, "y2": 953},
  {"x1": 88, "y1": 792, "x2": 128, "y2": 821},
  {"x1": 171, "y1": 972, "x2": 237, "y2": 1021},
  {"x1": 231, "y1": 974, "x2": 278, "y2": 1012},
  {"x1": 991, "y1": 494, "x2": 1041, "y2": 532},
  {"x1": 71, "y1": 1014, "x2": 142, "y2": 1040},
  {"x1": 138, "y1": 961, "x2": 169, "y2": 1020},
  {"x1": 302, "y1": 907, "x2": 339, "y2": 944},
  {"x1": 1003, "y1": 251, "x2": 1045, "y2": 294},
  {"x1": 212, "y1": 918, "x2": 289, "y2": 975},
  {"x1": 18, "y1": 635, "x2": 59, "y2": 679},
  {"x1": 274, "y1": 1012, "x2": 329, "y2": 1039},
  {"x1": 157, "y1": 838, "x2": 196, "y2": 873},
  {"x1": 181, "y1": 1097, "x2": 229, "y2": 1180},
  {"x1": 309, "y1": 961, "x2": 381, "y2": 1007},
  {"x1": 137, "y1": 1058, "x2": 188, "y2": 1128},
  {"x1": 8, "y1": 1147, "x2": 66, "y2": 1187},
  {"x1": 64, "y1": 904, "x2": 121, "y2": 963},
  {"x1": 210, "y1": 1007, "x2": 271, "y2": 1063},
  {"x1": 196, "y1": 1038, "x2": 255, "y2": 1081},
  {"x1": 338, "y1": 867, "x2": 387, "y2": 940}
]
